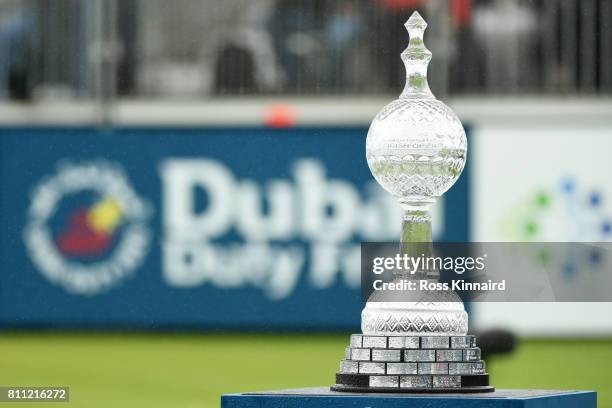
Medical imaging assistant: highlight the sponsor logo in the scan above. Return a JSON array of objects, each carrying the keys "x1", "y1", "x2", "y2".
[
  {"x1": 501, "y1": 178, "x2": 611, "y2": 242},
  {"x1": 160, "y1": 159, "x2": 424, "y2": 299},
  {"x1": 23, "y1": 161, "x2": 152, "y2": 295},
  {"x1": 501, "y1": 178, "x2": 610, "y2": 279},
  {"x1": 22, "y1": 158, "x2": 442, "y2": 300}
]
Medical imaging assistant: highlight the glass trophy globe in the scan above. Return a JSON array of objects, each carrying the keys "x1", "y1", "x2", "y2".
[{"x1": 361, "y1": 11, "x2": 467, "y2": 337}]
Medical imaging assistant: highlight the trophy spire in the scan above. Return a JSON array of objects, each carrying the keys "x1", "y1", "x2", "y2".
[
  {"x1": 401, "y1": 11, "x2": 433, "y2": 98},
  {"x1": 405, "y1": 11, "x2": 428, "y2": 37}
]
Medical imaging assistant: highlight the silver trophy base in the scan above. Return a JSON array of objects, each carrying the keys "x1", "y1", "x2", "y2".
[{"x1": 332, "y1": 334, "x2": 494, "y2": 393}]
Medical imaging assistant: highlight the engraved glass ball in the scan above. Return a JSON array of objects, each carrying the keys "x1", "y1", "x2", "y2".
[{"x1": 366, "y1": 97, "x2": 467, "y2": 203}]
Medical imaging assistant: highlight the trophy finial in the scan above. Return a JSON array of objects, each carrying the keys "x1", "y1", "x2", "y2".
[
  {"x1": 405, "y1": 11, "x2": 427, "y2": 38},
  {"x1": 401, "y1": 11, "x2": 433, "y2": 98}
]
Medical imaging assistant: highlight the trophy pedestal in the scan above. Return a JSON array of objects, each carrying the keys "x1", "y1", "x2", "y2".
[
  {"x1": 333, "y1": 334, "x2": 492, "y2": 392},
  {"x1": 221, "y1": 387, "x2": 596, "y2": 408}
]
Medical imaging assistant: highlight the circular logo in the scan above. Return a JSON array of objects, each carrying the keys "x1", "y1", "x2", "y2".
[{"x1": 23, "y1": 161, "x2": 152, "y2": 295}]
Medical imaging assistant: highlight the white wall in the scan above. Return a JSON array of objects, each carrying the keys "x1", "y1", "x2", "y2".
[{"x1": 469, "y1": 109, "x2": 612, "y2": 336}]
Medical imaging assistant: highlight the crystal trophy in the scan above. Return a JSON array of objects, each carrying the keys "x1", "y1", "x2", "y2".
[{"x1": 331, "y1": 12, "x2": 493, "y2": 392}]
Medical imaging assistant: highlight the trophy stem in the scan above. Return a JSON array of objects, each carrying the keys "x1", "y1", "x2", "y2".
[
  {"x1": 398, "y1": 203, "x2": 436, "y2": 278},
  {"x1": 400, "y1": 206, "x2": 432, "y2": 244}
]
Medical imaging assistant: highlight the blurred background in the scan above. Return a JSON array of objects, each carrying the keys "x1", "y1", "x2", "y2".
[{"x1": 0, "y1": 0, "x2": 611, "y2": 407}]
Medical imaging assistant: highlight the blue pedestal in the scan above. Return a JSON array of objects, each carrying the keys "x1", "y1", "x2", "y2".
[{"x1": 221, "y1": 387, "x2": 596, "y2": 408}]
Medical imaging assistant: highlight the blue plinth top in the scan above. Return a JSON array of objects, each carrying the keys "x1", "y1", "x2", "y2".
[{"x1": 221, "y1": 387, "x2": 596, "y2": 408}]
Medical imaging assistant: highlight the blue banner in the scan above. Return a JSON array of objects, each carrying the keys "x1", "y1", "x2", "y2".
[{"x1": 0, "y1": 127, "x2": 469, "y2": 330}]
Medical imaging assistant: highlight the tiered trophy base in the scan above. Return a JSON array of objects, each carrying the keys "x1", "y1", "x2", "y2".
[{"x1": 331, "y1": 334, "x2": 493, "y2": 393}]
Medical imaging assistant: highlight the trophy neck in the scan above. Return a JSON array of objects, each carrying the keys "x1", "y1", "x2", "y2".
[
  {"x1": 400, "y1": 56, "x2": 434, "y2": 99},
  {"x1": 398, "y1": 202, "x2": 436, "y2": 279},
  {"x1": 401, "y1": 206, "x2": 432, "y2": 244}
]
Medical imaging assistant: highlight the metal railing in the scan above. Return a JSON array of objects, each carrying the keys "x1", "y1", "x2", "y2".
[{"x1": 0, "y1": 0, "x2": 610, "y2": 105}]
